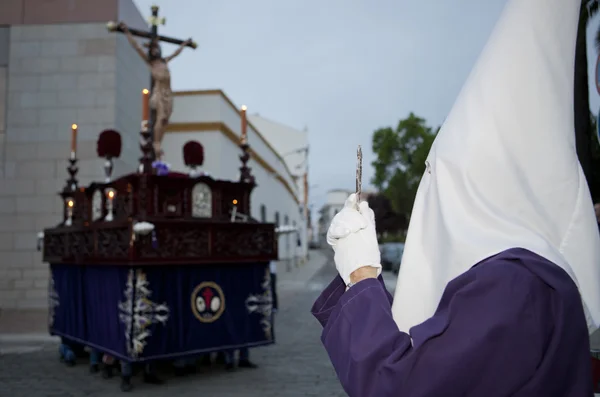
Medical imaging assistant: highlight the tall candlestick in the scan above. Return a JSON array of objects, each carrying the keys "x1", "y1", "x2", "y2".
[
  {"x1": 70, "y1": 124, "x2": 78, "y2": 157},
  {"x1": 142, "y1": 89, "x2": 150, "y2": 124},
  {"x1": 240, "y1": 105, "x2": 247, "y2": 144},
  {"x1": 139, "y1": 88, "x2": 153, "y2": 172}
]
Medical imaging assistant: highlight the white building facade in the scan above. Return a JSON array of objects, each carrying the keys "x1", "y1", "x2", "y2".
[
  {"x1": 163, "y1": 90, "x2": 309, "y2": 264},
  {"x1": 248, "y1": 115, "x2": 311, "y2": 257},
  {"x1": 0, "y1": 0, "x2": 149, "y2": 310}
]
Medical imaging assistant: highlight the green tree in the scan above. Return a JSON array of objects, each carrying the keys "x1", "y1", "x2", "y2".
[
  {"x1": 577, "y1": 1, "x2": 600, "y2": 202},
  {"x1": 589, "y1": 111, "x2": 600, "y2": 202},
  {"x1": 367, "y1": 193, "x2": 407, "y2": 236},
  {"x1": 574, "y1": 2, "x2": 595, "y2": 189},
  {"x1": 371, "y1": 113, "x2": 437, "y2": 223}
]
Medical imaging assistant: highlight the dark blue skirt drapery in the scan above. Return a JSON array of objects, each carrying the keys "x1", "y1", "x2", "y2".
[{"x1": 49, "y1": 263, "x2": 274, "y2": 363}]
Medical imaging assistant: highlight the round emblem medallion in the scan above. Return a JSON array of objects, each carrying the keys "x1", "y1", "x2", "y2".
[{"x1": 191, "y1": 282, "x2": 225, "y2": 323}]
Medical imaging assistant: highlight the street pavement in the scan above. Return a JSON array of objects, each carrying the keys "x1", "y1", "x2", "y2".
[
  {"x1": 0, "y1": 251, "x2": 398, "y2": 397},
  {"x1": 9, "y1": 254, "x2": 595, "y2": 397}
]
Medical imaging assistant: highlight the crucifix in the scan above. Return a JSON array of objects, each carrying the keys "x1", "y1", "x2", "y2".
[
  {"x1": 106, "y1": 5, "x2": 197, "y2": 165},
  {"x1": 356, "y1": 145, "x2": 362, "y2": 209}
]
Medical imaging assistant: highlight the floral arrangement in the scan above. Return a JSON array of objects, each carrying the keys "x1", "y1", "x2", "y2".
[
  {"x1": 132, "y1": 222, "x2": 155, "y2": 235},
  {"x1": 183, "y1": 141, "x2": 204, "y2": 167},
  {"x1": 152, "y1": 160, "x2": 171, "y2": 176},
  {"x1": 97, "y1": 129, "x2": 122, "y2": 158}
]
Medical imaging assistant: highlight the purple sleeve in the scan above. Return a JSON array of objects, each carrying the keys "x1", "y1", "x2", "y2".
[
  {"x1": 315, "y1": 262, "x2": 549, "y2": 397},
  {"x1": 311, "y1": 275, "x2": 392, "y2": 327}
]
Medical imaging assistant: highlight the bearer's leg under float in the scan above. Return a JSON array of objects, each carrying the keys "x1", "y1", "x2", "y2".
[
  {"x1": 214, "y1": 351, "x2": 225, "y2": 365},
  {"x1": 120, "y1": 361, "x2": 163, "y2": 392},
  {"x1": 102, "y1": 354, "x2": 115, "y2": 379},
  {"x1": 89, "y1": 349, "x2": 100, "y2": 373},
  {"x1": 199, "y1": 353, "x2": 212, "y2": 366},
  {"x1": 120, "y1": 361, "x2": 133, "y2": 392},
  {"x1": 238, "y1": 347, "x2": 258, "y2": 369},
  {"x1": 58, "y1": 340, "x2": 76, "y2": 367},
  {"x1": 173, "y1": 357, "x2": 197, "y2": 376},
  {"x1": 142, "y1": 362, "x2": 163, "y2": 385},
  {"x1": 224, "y1": 348, "x2": 258, "y2": 371},
  {"x1": 173, "y1": 358, "x2": 185, "y2": 376},
  {"x1": 224, "y1": 350, "x2": 234, "y2": 371}
]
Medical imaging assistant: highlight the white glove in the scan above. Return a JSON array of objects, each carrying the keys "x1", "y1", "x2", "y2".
[{"x1": 326, "y1": 193, "x2": 382, "y2": 286}]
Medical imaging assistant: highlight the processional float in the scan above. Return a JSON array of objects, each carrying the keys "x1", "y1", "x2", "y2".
[{"x1": 39, "y1": 5, "x2": 277, "y2": 364}]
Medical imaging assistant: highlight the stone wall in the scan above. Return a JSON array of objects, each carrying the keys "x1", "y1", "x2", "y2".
[{"x1": 0, "y1": 21, "x2": 149, "y2": 309}]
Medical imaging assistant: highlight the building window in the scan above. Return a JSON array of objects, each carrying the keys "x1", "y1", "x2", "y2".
[
  {"x1": 274, "y1": 212, "x2": 280, "y2": 226},
  {"x1": 260, "y1": 205, "x2": 266, "y2": 222}
]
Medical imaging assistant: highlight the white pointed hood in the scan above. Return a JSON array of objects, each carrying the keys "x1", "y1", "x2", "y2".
[{"x1": 392, "y1": 0, "x2": 600, "y2": 335}]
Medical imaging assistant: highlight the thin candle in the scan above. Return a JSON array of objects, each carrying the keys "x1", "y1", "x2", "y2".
[
  {"x1": 70, "y1": 124, "x2": 78, "y2": 158},
  {"x1": 241, "y1": 105, "x2": 247, "y2": 144},
  {"x1": 142, "y1": 89, "x2": 150, "y2": 122},
  {"x1": 230, "y1": 199, "x2": 238, "y2": 222}
]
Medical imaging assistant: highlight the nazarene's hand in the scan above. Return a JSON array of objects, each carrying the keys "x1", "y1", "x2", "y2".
[{"x1": 327, "y1": 193, "x2": 382, "y2": 286}]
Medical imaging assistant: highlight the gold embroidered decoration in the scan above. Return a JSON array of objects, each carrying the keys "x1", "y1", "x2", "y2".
[{"x1": 118, "y1": 269, "x2": 170, "y2": 358}]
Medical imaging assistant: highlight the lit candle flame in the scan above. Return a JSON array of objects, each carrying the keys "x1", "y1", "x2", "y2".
[
  {"x1": 70, "y1": 124, "x2": 78, "y2": 156},
  {"x1": 142, "y1": 89, "x2": 149, "y2": 94},
  {"x1": 241, "y1": 105, "x2": 247, "y2": 111},
  {"x1": 67, "y1": 200, "x2": 74, "y2": 208},
  {"x1": 108, "y1": 190, "x2": 115, "y2": 199},
  {"x1": 232, "y1": 199, "x2": 238, "y2": 205}
]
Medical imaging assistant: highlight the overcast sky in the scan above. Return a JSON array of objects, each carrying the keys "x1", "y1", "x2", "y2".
[{"x1": 133, "y1": 0, "x2": 600, "y2": 211}]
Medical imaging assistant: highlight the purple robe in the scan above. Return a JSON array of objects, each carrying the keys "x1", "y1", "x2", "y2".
[{"x1": 312, "y1": 248, "x2": 593, "y2": 396}]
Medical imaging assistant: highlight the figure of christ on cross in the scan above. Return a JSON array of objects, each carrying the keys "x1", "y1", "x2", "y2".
[{"x1": 107, "y1": 6, "x2": 196, "y2": 159}]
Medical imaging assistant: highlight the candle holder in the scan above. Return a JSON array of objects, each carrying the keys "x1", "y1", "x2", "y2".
[
  {"x1": 65, "y1": 197, "x2": 75, "y2": 226},
  {"x1": 139, "y1": 118, "x2": 154, "y2": 174},
  {"x1": 65, "y1": 151, "x2": 79, "y2": 192},
  {"x1": 105, "y1": 188, "x2": 116, "y2": 222},
  {"x1": 104, "y1": 157, "x2": 114, "y2": 183},
  {"x1": 239, "y1": 142, "x2": 255, "y2": 185}
]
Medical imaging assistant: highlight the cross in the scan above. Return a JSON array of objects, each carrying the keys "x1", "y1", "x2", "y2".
[
  {"x1": 106, "y1": 5, "x2": 197, "y2": 153},
  {"x1": 356, "y1": 145, "x2": 362, "y2": 209}
]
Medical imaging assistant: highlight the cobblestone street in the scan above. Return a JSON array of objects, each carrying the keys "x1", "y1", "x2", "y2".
[{"x1": 0, "y1": 251, "x2": 360, "y2": 397}]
